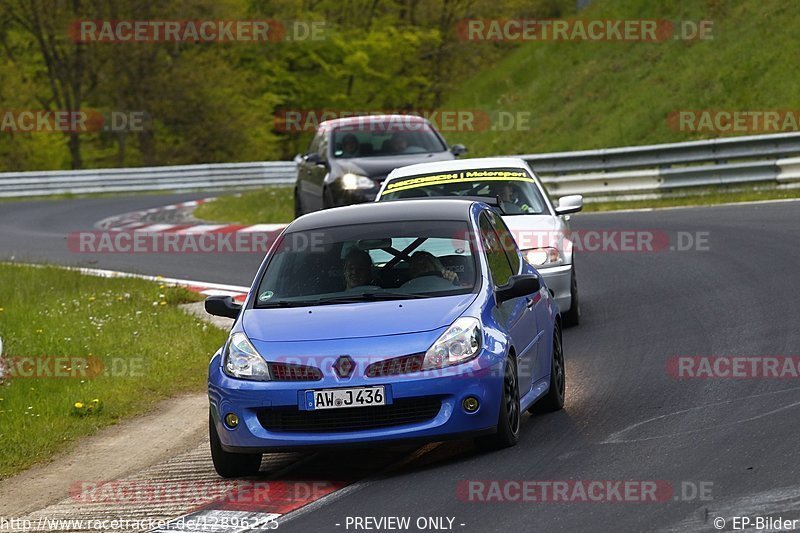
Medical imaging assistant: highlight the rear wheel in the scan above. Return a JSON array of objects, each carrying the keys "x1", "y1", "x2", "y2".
[
  {"x1": 562, "y1": 266, "x2": 580, "y2": 327},
  {"x1": 529, "y1": 328, "x2": 565, "y2": 414},
  {"x1": 476, "y1": 355, "x2": 520, "y2": 450},
  {"x1": 209, "y1": 411, "x2": 262, "y2": 478}
]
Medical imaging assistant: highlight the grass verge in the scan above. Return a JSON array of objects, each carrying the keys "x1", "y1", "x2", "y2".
[
  {"x1": 445, "y1": 0, "x2": 800, "y2": 155},
  {"x1": 194, "y1": 187, "x2": 294, "y2": 225},
  {"x1": 0, "y1": 263, "x2": 227, "y2": 479}
]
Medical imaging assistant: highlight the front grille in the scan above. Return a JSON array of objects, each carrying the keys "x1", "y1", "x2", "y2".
[
  {"x1": 257, "y1": 397, "x2": 442, "y2": 433},
  {"x1": 268, "y1": 362, "x2": 323, "y2": 381},
  {"x1": 365, "y1": 354, "x2": 424, "y2": 377}
]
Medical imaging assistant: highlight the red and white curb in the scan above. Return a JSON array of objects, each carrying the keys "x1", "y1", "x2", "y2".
[
  {"x1": 70, "y1": 266, "x2": 250, "y2": 304},
  {"x1": 96, "y1": 199, "x2": 213, "y2": 231},
  {"x1": 12, "y1": 264, "x2": 251, "y2": 304},
  {"x1": 95, "y1": 198, "x2": 288, "y2": 237}
]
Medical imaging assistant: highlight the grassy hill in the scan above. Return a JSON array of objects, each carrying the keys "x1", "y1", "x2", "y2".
[{"x1": 445, "y1": 0, "x2": 800, "y2": 156}]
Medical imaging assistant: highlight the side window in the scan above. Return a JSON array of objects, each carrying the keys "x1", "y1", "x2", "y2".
[
  {"x1": 317, "y1": 132, "x2": 329, "y2": 162},
  {"x1": 307, "y1": 131, "x2": 322, "y2": 155},
  {"x1": 493, "y1": 215, "x2": 521, "y2": 274},
  {"x1": 479, "y1": 213, "x2": 513, "y2": 287}
]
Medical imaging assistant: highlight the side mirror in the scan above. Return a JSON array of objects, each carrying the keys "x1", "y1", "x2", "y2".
[
  {"x1": 305, "y1": 152, "x2": 324, "y2": 165},
  {"x1": 450, "y1": 144, "x2": 467, "y2": 157},
  {"x1": 496, "y1": 274, "x2": 541, "y2": 304},
  {"x1": 555, "y1": 194, "x2": 583, "y2": 215},
  {"x1": 205, "y1": 295, "x2": 242, "y2": 320}
]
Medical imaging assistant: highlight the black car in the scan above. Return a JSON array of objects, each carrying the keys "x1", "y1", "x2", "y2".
[{"x1": 293, "y1": 114, "x2": 466, "y2": 216}]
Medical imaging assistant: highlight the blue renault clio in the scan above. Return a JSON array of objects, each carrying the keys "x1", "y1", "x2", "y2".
[{"x1": 205, "y1": 199, "x2": 565, "y2": 478}]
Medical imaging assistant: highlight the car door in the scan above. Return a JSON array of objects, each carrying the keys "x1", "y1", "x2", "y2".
[
  {"x1": 297, "y1": 131, "x2": 322, "y2": 211},
  {"x1": 478, "y1": 212, "x2": 537, "y2": 397},
  {"x1": 307, "y1": 130, "x2": 330, "y2": 211},
  {"x1": 493, "y1": 213, "x2": 548, "y2": 386}
]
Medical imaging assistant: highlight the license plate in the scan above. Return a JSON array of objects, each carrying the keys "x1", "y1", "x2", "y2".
[{"x1": 306, "y1": 386, "x2": 386, "y2": 410}]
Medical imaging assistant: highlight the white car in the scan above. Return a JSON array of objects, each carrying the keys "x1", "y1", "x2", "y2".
[{"x1": 375, "y1": 157, "x2": 583, "y2": 326}]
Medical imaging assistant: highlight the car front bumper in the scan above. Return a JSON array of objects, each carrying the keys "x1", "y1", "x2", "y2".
[
  {"x1": 208, "y1": 352, "x2": 504, "y2": 452},
  {"x1": 329, "y1": 183, "x2": 379, "y2": 207},
  {"x1": 539, "y1": 264, "x2": 572, "y2": 313}
]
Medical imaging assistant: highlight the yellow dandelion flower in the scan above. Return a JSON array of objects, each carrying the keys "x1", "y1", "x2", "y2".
[{"x1": 74, "y1": 402, "x2": 84, "y2": 409}]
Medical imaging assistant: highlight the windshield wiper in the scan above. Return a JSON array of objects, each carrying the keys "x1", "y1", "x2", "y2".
[
  {"x1": 257, "y1": 300, "x2": 313, "y2": 308},
  {"x1": 313, "y1": 292, "x2": 431, "y2": 305}
]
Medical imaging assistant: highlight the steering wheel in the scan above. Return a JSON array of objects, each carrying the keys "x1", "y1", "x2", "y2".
[{"x1": 416, "y1": 269, "x2": 445, "y2": 279}]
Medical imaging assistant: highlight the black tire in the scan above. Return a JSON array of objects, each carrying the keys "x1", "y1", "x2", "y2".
[
  {"x1": 529, "y1": 328, "x2": 565, "y2": 414},
  {"x1": 476, "y1": 355, "x2": 521, "y2": 450},
  {"x1": 562, "y1": 266, "x2": 580, "y2": 327},
  {"x1": 293, "y1": 188, "x2": 304, "y2": 219},
  {"x1": 209, "y1": 411, "x2": 262, "y2": 478}
]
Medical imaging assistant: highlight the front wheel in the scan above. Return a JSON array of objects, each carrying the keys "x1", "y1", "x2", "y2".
[
  {"x1": 529, "y1": 328, "x2": 565, "y2": 414},
  {"x1": 476, "y1": 355, "x2": 520, "y2": 450},
  {"x1": 209, "y1": 411, "x2": 262, "y2": 478}
]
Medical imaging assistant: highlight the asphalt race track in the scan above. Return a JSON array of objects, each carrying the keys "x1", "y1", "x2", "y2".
[{"x1": 2, "y1": 195, "x2": 799, "y2": 532}]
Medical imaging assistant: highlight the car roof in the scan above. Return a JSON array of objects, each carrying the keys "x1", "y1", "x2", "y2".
[
  {"x1": 386, "y1": 157, "x2": 531, "y2": 181},
  {"x1": 319, "y1": 114, "x2": 430, "y2": 130},
  {"x1": 287, "y1": 199, "x2": 477, "y2": 232}
]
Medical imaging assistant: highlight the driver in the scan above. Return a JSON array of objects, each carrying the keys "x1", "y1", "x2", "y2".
[
  {"x1": 388, "y1": 132, "x2": 409, "y2": 153},
  {"x1": 340, "y1": 134, "x2": 359, "y2": 157},
  {"x1": 343, "y1": 249, "x2": 374, "y2": 289},
  {"x1": 489, "y1": 182, "x2": 517, "y2": 203},
  {"x1": 408, "y1": 251, "x2": 459, "y2": 284},
  {"x1": 488, "y1": 182, "x2": 531, "y2": 212}
]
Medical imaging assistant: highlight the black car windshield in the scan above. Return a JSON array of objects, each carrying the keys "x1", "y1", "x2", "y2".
[
  {"x1": 331, "y1": 122, "x2": 447, "y2": 159},
  {"x1": 254, "y1": 220, "x2": 477, "y2": 308},
  {"x1": 379, "y1": 167, "x2": 549, "y2": 215}
]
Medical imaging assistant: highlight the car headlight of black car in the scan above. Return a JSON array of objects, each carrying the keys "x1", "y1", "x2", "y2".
[{"x1": 341, "y1": 172, "x2": 374, "y2": 190}]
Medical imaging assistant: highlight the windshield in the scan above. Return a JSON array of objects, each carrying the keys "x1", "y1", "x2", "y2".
[
  {"x1": 331, "y1": 123, "x2": 447, "y2": 159},
  {"x1": 379, "y1": 167, "x2": 549, "y2": 215},
  {"x1": 254, "y1": 220, "x2": 477, "y2": 308}
]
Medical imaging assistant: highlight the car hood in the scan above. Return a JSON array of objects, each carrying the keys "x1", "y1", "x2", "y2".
[
  {"x1": 242, "y1": 293, "x2": 477, "y2": 342},
  {"x1": 338, "y1": 152, "x2": 455, "y2": 181}
]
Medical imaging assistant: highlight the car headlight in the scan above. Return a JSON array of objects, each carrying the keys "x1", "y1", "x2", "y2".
[
  {"x1": 523, "y1": 247, "x2": 562, "y2": 268},
  {"x1": 341, "y1": 173, "x2": 374, "y2": 190},
  {"x1": 422, "y1": 317, "x2": 482, "y2": 370},
  {"x1": 223, "y1": 332, "x2": 270, "y2": 381}
]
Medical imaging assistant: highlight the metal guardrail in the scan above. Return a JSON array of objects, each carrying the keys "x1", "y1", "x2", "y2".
[
  {"x1": 521, "y1": 132, "x2": 800, "y2": 173},
  {"x1": 0, "y1": 162, "x2": 295, "y2": 198},
  {"x1": 520, "y1": 132, "x2": 800, "y2": 201},
  {"x1": 1, "y1": 132, "x2": 800, "y2": 200}
]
